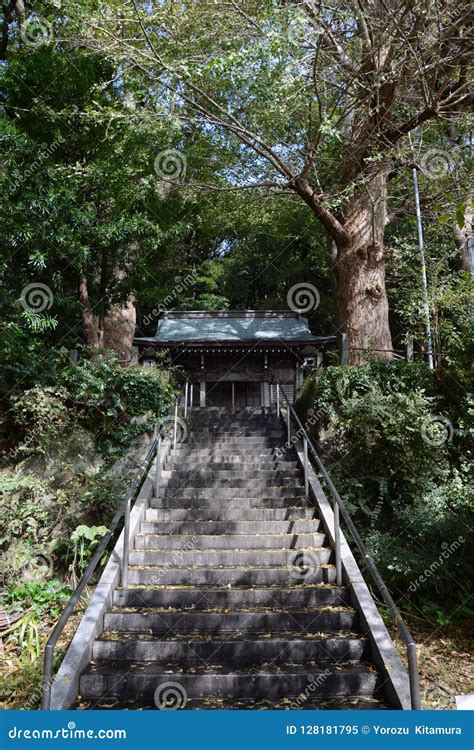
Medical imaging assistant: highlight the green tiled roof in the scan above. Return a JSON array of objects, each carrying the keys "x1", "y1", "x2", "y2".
[{"x1": 135, "y1": 311, "x2": 325, "y2": 345}]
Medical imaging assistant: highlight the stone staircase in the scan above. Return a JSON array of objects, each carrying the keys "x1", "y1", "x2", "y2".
[{"x1": 76, "y1": 407, "x2": 398, "y2": 709}]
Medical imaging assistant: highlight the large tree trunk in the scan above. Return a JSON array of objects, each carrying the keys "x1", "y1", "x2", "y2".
[
  {"x1": 297, "y1": 170, "x2": 393, "y2": 363},
  {"x1": 79, "y1": 273, "x2": 99, "y2": 349},
  {"x1": 332, "y1": 171, "x2": 393, "y2": 363},
  {"x1": 453, "y1": 194, "x2": 473, "y2": 273},
  {"x1": 78, "y1": 273, "x2": 136, "y2": 363},
  {"x1": 101, "y1": 299, "x2": 136, "y2": 364},
  {"x1": 333, "y1": 172, "x2": 393, "y2": 364}
]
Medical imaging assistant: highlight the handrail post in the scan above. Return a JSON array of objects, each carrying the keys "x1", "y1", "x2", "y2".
[
  {"x1": 287, "y1": 405, "x2": 291, "y2": 445},
  {"x1": 303, "y1": 436, "x2": 309, "y2": 498},
  {"x1": 276, "y1": 383, "x2": 280, "y2": 417},
  {"x1": 41, "y1": 645, "x2": 54, "y2": 709},
  {"x1": 333, "y1": 498, "x2": 342, "y2": 586},
  {"x1": 407, "y1": 642, "x2": 421, "y2": 709},
  {"x1": 121, "y1": 495, "x2": 131, "y2": 588},
  {"x1": 154, "y1": 434, "x2": 161, "y2": 499},
  {"x1": 173, "y1": 399, "x2": 178, "y2": 448},
  {"x1": 184, "y1": 381, "x2": 189, "y2": 419}
]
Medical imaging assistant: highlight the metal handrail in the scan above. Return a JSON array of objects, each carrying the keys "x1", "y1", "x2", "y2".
[
  {"x1": 41, "y1": 392, "x2": 185, "y2": 710},
  {"x1": 273, "y1": 380, "x2": 421, "y2": 710}
]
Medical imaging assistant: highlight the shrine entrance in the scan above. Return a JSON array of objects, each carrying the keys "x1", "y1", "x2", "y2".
[{"x1": 205, "y1": 381, "x2": 262, "y2": 408}]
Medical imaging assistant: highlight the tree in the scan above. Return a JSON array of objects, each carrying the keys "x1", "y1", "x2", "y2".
[
  {"x1": 0, "y1": 41, "x2": 192, "y2": 361},
  {"x1": 76, "y1": 0, "x2": 472, "y2": 361}
]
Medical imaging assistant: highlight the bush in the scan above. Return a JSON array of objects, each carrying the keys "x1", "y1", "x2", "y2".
[
  {"x1": 298, "y1": 362, "x2": 474, "y2": 614},
  {"x1": 10, "y1": 387, "x2": 71, "y2": 453},
  {"x1": 2, "y1": 580, "x2": 71, "y2": 619},
  {"x1": 60, "y1": 359, "x2": 174, "y2": 458},
  {"x1": 0, "y1": 473, "x2": 57, "y2": 585}
]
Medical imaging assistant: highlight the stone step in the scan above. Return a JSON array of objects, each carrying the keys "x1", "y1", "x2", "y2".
[
  {"x1": 151, "y1": 497, "x2": 308, "y2": 509},
  {"x1": 188, "y1": 424, "x2": 281, "y2": 432},
  {"x1": 103, "y1": 606, "x2": 357, "y2": 634},
  {"x1": 126, "y1": 565, "x2": 336, "y2": 586},
  {"x1": 144, "y1": 507, "x2": 317, "y2": 522},
  {"x1": 170, "y1": 449, "x2": 283, "y2": 459},
  {"x1": 93, "y1": 634, "x2": 368, "y2": 664},
  {"x1": 134, "y1": 532, "x2": 327, "y2": 550},
  {"x1": 140, "y1": 519, "x2": 321, "y2": 535},
  {"x1": 79, "y1": 663, "x2": 378, "y2": 701},
  {"x1": 188, "y1": 431, "x2": 284, "y2": 439},
  {"x1": 113, "y1": 584, "x2": 348, "y2": 609},
  {"x1": 165, "y1": 477, "x2": 303, "y2": 490},
  {"x1": 185, "y1": 435, "x2": 284, "y2": 443},
  {"x1": 188, "y1": 412, "x2": 277, "y2": 422},
  {"x1": 128, "y1": 547, "x2": 332, "y2": 568},
  {"x1": 165, "y1": 461, "x2": 298, "y2": 471},
  {"x1": 158, "y1": 487, "x2": 305, "y2": 500},
  {"x1": 166, "y1": 469, "x2": 302, "y2": 480},
  {"x1": 76, "y1": 695, "x2": 389, "y2": 710},
  {"x1": 174, "y1": 437, "x2": 283, "y2": 447}
]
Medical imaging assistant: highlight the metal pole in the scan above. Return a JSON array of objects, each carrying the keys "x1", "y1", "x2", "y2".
[
  {"x1": 276, "y1": 384, "x2": 280, "y2": 417},
  {"x1": 121, "y1": 496, "x2": 131, "y2": 587},
  {"x1": 412, "y1": 166, "x2": 434, "y2": 369},
  {"x1": 287, "y1": 405, "x2": 291, "y2": 445},
  {"x1": 333, "y1": 498, "x2": 342, "y2": 586},
  {"x1": 154, "y1": 435, "x2": 161, "y2": 498},
  {"x1": 173, "y1": 399, "x2": 178, "y2": 448},
  {"x1": 407, "y1": 642, "x2": 422, "y2": 710},
  {"x1": 303, "y1": 436, "x2": 309, "y2": 498},
  {"x1": 41, "y1": 647, "x2": 53, "y2": 709},
  {"x1": 184, "y1": 381, "x2": 188, "y2": 419}
]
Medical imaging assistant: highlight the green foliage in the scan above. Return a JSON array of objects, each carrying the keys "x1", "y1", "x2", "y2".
[
  {"x1": 299, "y1": 363, "x2": 474, "y2": 612},
  {"x1": 53, "y1": 525, "x2": 108, "y2": 586},
  {"x1": 10, "y1": 387, "x2": 71, "y2": 452},
  {"x1": 0, "y1": 473, "x2": 56, "y2": 584},
  {"x1": 0, "y1": 467, "x2": 121, "y2": 585},
  {"x1": 6, "y1": 612, "x2": 41, "y2": 663},
  {"x1": 3, "y1": 580, "x2": 72, "y2": 619},
  {"x1": 60, "y1": 358, "x2": 173, "y2": 457}
]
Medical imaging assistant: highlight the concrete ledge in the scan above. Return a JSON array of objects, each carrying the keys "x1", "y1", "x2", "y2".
[
  {"x1": 294, "y1": 442, "x2": 411, "y2": 710},
  {"x1": 49, "y1": 439, "x2": 171, "y2": 710}
]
